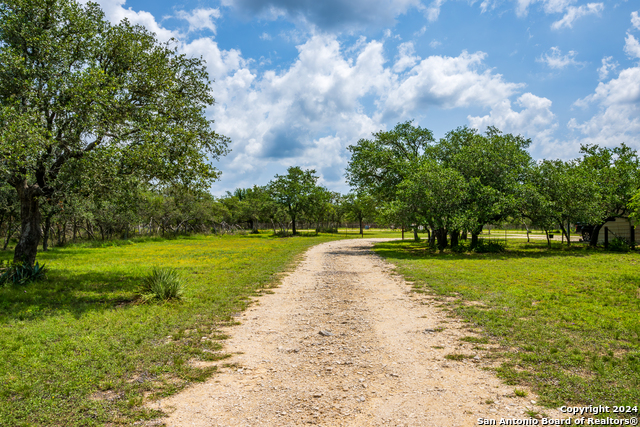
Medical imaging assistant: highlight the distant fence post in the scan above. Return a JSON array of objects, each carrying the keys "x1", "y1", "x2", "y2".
[{"x1": 604, "y1": 227, "x2": 609, "y2": 249}]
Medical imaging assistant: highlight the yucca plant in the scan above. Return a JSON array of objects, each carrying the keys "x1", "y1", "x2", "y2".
[
  {"x1": 139, "y1": 267, "x2": 185, "y2": 302},
  {"x1": 0, "y1": 261, "x2": 47, "y2": 286}
]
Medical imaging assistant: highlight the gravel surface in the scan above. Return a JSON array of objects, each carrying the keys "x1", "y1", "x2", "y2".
[{"x1": 152, "y1": 238, "x2": 563, "y2": 426}]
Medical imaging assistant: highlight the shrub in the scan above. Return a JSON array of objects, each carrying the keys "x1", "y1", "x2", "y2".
[
  {"x1": 0, "y1": 261, "x2": 47, "y2": 287},
  {"x1": 472, "y1": 239, "x2": 505, "y2": 253},
  {"x1": 139, "y1": 267, "x2": 185, "y2": 302},
  {"x1": 607, "y1": 237, "x2": 630, "y2": 252},
  {"x1": 451, "y1": 243, "x2": 469, "y2": 253}
]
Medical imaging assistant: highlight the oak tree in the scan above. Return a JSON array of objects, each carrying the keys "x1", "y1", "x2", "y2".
[{"x1": 0, "y1": 0, "x2": 229, "y2": 265}]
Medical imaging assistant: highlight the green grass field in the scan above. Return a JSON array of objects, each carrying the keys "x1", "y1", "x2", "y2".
[
  {"x1": 0, "y1": 232, "x2": 370, "y2": 426},
  {"x1": 4, "y1": 230, "x2": 637, "y2": 425},
  {"x1": 373, "y1": 239, "x2": 640, "y2": 412}
]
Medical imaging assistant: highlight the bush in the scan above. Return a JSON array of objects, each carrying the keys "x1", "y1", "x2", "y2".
[
  {"x1": 607, "y1": 237, "x2": 631, "y2": 252},
  {"x1": 139, "y1": 267, "x2": 185, "y2": 302},
  {"x1": 472, "y1": 239, "x2": 505, "y2": 253},
  {"x1": 451, "y1": 243, "x2": 469, "y2": 253},
  {"x1": 0, "y1": 261, "x2": 47, "y2": 287}
]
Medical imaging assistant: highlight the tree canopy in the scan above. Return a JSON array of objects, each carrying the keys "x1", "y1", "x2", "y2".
[
  {"x1": 268, "y1": 166, "x2": 321, "y2": 235},
  {"x1": 0, "y1": 0, "x2": 229, "y2": 265}
]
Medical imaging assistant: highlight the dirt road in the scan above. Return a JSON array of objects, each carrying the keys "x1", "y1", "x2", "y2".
[{"x1": 154, "y1": 239, "x2": 559, "y2": 426}]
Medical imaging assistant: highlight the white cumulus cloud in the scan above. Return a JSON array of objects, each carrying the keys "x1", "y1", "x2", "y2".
[
  {"x1": 515, "y1": 0, "x2": 576, "y2": 17},
  {"x1": 393, "y1": 42, "x2": 420, "y2": 73},
  {"x1": 468, "y1": 93, "x2": 556, "y2": 142},
  {"x1": 570, "y1": 67, "x2": 640, "y2": 148},
  {"x1": 382, "y1": 51, "x2": 524, "y2": 118},
  {"x1": 551, "y1": 3, "x2": 604, "y2": 30},
  {"x1": 598, "y1": 56, "x2": 618, "y2": 80},
  {"x1": 537, "y1": 46, "x2": 584, "y2": 69},
  {"x1": 176, "y1": 8, "x2": 221, "y2": 34},
  {"x1": 426, "y1": 0, "x2": 446, "y2": 21},
  {"x1": 624, "y1": 33, "x2": 640, "y2": 59},
  {"x1": 632, "y1": 11, "x2": 640, "y2": 30}
]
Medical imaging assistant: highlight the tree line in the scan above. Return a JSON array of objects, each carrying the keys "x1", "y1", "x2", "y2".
[
  {"x1": 3, "y1": 0, "x2": 640, "y2": 268},
  {"x1": 346, "y1": 121, "x2": 640, "y2": 249},
  {"x1": 0, "y1": 166, "x2": 377, "y2": 249},
  {"x1": 3, "y1": 115, "x2": 639, "y2": 255}
]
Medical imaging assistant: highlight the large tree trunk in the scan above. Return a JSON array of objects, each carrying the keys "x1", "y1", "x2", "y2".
[
  {"x1": 589, "y1": 223, "x2": 603, "y2": 247},
  {"x1": 471, "y1": 225, "x2": 483, "y2": 248},
  {"x1": 436, "y1": 228, "x2": 448, "y2": 251},
  {"x1": 413, "y1": 227, "x2": 419, "y2": 242},
  {"x1": 450, "y1": 230, "x2": 459, "y2": 247},
  {"x1": 292, "y1": 216, "x2": 297, "y2": 235},
  {"x1": 359, "y1": 217, "x2": 364, "y2": 237},
  {"x1": 13, "y1": 183, "x2": 43, "y2": 267}
]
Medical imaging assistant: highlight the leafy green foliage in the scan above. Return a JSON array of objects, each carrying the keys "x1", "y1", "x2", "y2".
[
  {"x1": 581, "y1": 144, "x2": 640, "y2": 244},
  {"x1": 139, "y1": 267, "x2": 185, "y2": 302},
  {"x1": 346, "y1": 120, "x2": 434, "y2": 201},
  {"x1": 0, "y1": 0, "x2": 229, "y2": 265},
  {"x1": 436, "y1": 126, "x2": 534, "y2": 239},
  {"x1": 0, "y1": 260, "x2": 46, "y2": 286},
  {"x1": 472, "y1": 239, "x2": 506, "y2": 253},
  {"x1": 346, "y1": 121, "x2": 434, "y2": 235},
  {"x1": 607, "y1": 237, "x2": 631, "y2": 253},
  {"x1": 451, "y1": 243, "x2": 470, "y2": 253},
  {"x1": 530, "y1": 159, "x2": 603, "y2": 244},
  {"x1": 396, "y1": 159, "x2": 469, "y2": 246},
  {"x1": 268, "y1": 167, "x2": 323, "y2": 234},
  {"x1": 342, "y1": 193, "x2": 376, "y2": 235}
]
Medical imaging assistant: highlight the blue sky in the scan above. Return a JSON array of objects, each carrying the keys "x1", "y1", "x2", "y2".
[{"x1": 89, "y1": 0, "x2": 640, "y2": 194}]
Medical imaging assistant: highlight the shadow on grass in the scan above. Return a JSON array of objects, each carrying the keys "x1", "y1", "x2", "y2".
[
  {"x1": 0, "y1": 270, "x2": 142, "y2": 323},
  {"x1": 326, "y1": 245, "x2": 382, "y2": 257}
]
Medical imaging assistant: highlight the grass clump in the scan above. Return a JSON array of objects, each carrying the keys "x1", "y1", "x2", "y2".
[
  {"x1": 445, "y1": 353, "x2": 475, "y2": 361},
  {"x1": 460, "y1": 336, "x2": 490, "y2": 344},
  {"x1": 140, "y1": 267, "x2": 185, "y2": 302},
  {"x1": 0, "y1": 260, "x2": 47, "y2": 286}
]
